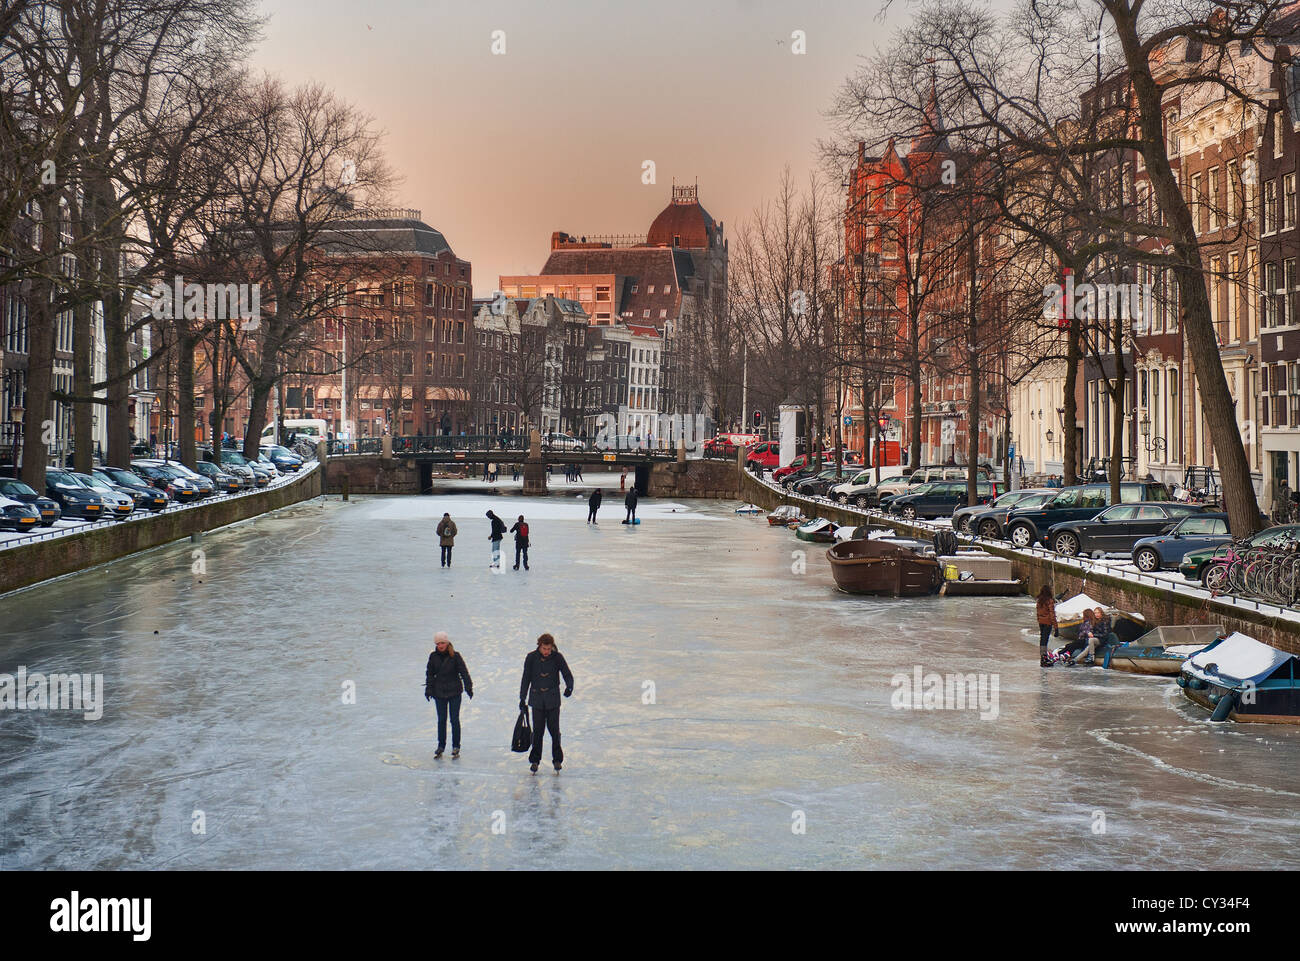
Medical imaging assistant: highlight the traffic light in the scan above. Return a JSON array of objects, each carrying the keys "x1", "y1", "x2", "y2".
[{"x1": 753, "y1": 410, "x2": 763, "y2": 428}]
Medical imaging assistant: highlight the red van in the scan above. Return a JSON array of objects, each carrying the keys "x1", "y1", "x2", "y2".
[{"x1": 745, "y1": 441, "x2": 781, "y2": 470}]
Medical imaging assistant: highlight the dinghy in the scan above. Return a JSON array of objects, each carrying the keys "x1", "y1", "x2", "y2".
[
  {"x1": 1101, "y1": 624, "x2": 1225, "y2": 675},
  {"x1": 794, "y1": 517, "x2": 837, "y2": 543},
  {"x1": 735, "y1": 503, "x2": 764, "y2": 515},
  {"x1": 767, "y1": 504, "x2": 804, "y2": 526}
]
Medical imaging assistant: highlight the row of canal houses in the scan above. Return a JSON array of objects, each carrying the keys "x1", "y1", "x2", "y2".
[{"x1": 842, "y1": 26, "x2": 1300, "y2": 509}]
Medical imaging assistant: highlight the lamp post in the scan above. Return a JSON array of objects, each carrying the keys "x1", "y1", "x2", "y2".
[{"x1": 1140, "y1": 413, "x2": 1166, "y2": 460}]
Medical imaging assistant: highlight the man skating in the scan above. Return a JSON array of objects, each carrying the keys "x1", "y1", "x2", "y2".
[
  {"x1": 519, "y1": 633, "x2": 574, "y2": 773},
  {"x1": 587, "y1": 488, "x2": 602, "y2": 524},
  {"x1": 436, "y1": 513, "x2": 457, "y2": 567},
  {"x1": 510, "y1": 514, "x2": 530, "y2": 570},
  {"x1": 624, "y1": 487, "x2": 638, "y2": 524},
  {"x1": 486, "y1": 510, "x2": 506, "y2": 568}
]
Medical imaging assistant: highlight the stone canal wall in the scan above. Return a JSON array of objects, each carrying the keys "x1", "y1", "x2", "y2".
[
  {"x1": 0, "y1": 465, "x2": 322, "y2": 595},
  {"x1": 740, "y1": 467, "x2": 1300, "y2": 654},
  {"x1": 647, "y1": 458, "x2": 740, "y2": 499}
]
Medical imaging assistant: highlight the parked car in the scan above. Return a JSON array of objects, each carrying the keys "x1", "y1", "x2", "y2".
[
  {"x1": 830, "y1": 469, "x2": 882, "y2": 507},
  {"x1": 886, "y1": 479, "x2": 1003, "y2": 520},
  {"x1": 793, "y1": 467, "x2": 856, "y2": 497},
  {"x1": 137, "y1": 459, "x2": 217, "y2": 498},
  {"x1": 1002, "y1": 481, "x2": 1172, "y2": 548},
  {"x1": 968, "y1": 491, "x2": 1057, "y2": 540},
  {"x1": 1131, "y1": 512, "x2": 1232, "y2": 572},
  {"x1": 192, "y1": 459, "x2": 242, "y2": 494},
  {"x1": 250, "y1": 450, "x2": 282, "y2": 477},
  {"x1": 952, "y1": 488, "x2": 1051, "y2": 535},
  {"x1": 130, "y1": 462, "x2": 202, "y2": 502},
  {"x1": 0, "y1": 476, "x2": 62, "y2": 526},
  {"x1": 744, "y1": 441, "x2": 781, "y2": 471},
  {"x1": 202, "y1": 448, "x2": 257, "y2": 488},
  {"x1": 94, "y1": 467, "x2": 170, "y2": 511},
  {"x1": 70, "y1": 471, "x2": 136, "y2": 519},
  {"x1": 0, "y1": 494, "x2": 41, "y2": 531},
  {"x1": 1046, "y1": 502, "x2": 1204, "y2": 557},
  {"x1": 772, "y1": 451, "x2": 842, "y2": 484},
  {"x1": 874, "y1": 464, "x2": 995, "y2": 500},
  {"x1": 43, "y1": 468, "x2": 108, "y2": 520},
  {"x1": 1179, "y1": 524, "x2": 1300, "y2": 585},
  {"x1": 259, "y1": 444, "x2": 303, "y2": 472}
]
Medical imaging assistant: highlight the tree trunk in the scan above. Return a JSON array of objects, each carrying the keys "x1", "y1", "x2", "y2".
[
  {"x1": 1062, "y1": 307, "x2": 1082, "y2": 486},
  {"x1": 72, "y1": 298, "x2": 93, "y2": 472},
  {"x1": 21, "y1": 276, "x2": 55, "y2": 490},
  {"x1": 909, "y1": 311, "x2": 922, "y2": 469},
  {"x1": 176, "y1": 324, "x2": 197, "y2": 469}
]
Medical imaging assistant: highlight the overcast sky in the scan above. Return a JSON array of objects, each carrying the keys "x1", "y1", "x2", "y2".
[{"x1": 252, "y1": 0, "x2": 929, "y2": 294}]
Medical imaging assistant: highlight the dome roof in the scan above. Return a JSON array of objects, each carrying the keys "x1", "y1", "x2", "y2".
[{"x1": 646, "y1": 184, "x2": 717, "y2": 249}]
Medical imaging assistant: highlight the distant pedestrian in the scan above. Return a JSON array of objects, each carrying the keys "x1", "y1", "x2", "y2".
[
  {"x1": 574, "y1": 463, "x2": 583, "y2": 482},
  {"x1": 487, "y1": 510, "x2": 506, "y2": 568},
  {"x1": 511, "y1": 514, "x2": 531, "y2": 570},
  {"x1": 488, "y1": 462, "x2": 498, "y2": 483},
  {"x1": 1035, "y1": 585, "x2": 1057, "y2": 667},
  {"x1": 519, "y1": 632, "x2": 574, "y2": 774},
  {"x1": 620, "y1": 468, "x2": 627, "y2": 491},
  {"x1": 424, "y1": 631, "x2": 473, "y2": 758},
  {"x1": 512, "y1": 462, "x2": 520, "y2": 482},
  {"x1": 624, "y1": 487, "x2": 638, "y2": 524},
  {"x1": 588, "y1": 488, "x2": 602, "y2": 524},
  {"x1": 436, "y1": 512, "x2": 457, "y2": 568}
]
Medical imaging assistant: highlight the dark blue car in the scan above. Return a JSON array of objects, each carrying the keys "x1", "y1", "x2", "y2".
[{"x1": 1130, "y1": 512, "x2": 1229, "y2": 572}]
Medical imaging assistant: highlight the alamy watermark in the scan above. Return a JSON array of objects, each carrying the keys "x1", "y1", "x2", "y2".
[
  {"x1": 890, "y1": 666, "x2": 999, "y2": 720},
  {"x1": 1042, "y1": 274, "x2": 1153, "y2": 332},
  {"x1": 593, "y1": 411, "x2": 708, "y2": 452},
  {"x1": 0, "y1": 667, "x2": 103, "y2": 720},
  {"x1": 149, "y1": 274, "x2": 261, "y2": 330}
]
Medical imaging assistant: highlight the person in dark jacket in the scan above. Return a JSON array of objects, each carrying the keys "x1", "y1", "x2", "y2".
[
  {"x1": 510, "y1": 514, "x2": 530, "y2": 570},
  {"x1": 487, "y1": 510, "x2": 506, "y2": 568},
  {"x1": 519, "y1": 633, "x2": 574, "y2": 773},
  {"x1": 425, "y1": 631, "x2": 474, "y2": 758},
  {"x1": 436, "y1": 513, "x2": 457, "y2": 568},
  {"x1": 587, "y1": 488, "x2": 602, "y2": 524},
  {"x1": 623, "y1": 487, "x2": 638, "y2": 524}
]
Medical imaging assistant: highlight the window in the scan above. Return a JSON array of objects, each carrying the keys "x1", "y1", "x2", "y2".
[
  {"x1": 1208, "y1": 167, "x2": 1219, "y2": 231},
  {"x1": 1288, "y1": 174, "x2": 1298, "y2": 230},
  {"x1": 648, "y1": 285, "x2": 655, "y2": 294},
  {"x1": 1226, "y1": 161, "x2": 1239, "y2": 220},
  {"x1": 1081, "y1": 488, "x2": 1108, "y2": 509},
  {"x1": 1101, "y1": 505, "x2": 1139, "y2": 520},
  {"x1": 1191, "y1": 173, "x2": 1203, "y2": 233},
  {"x1": 1265, "y1": 179, "x2": 1278, "y2": 233},
  {"x1": 426, "y1": 284, "x2": 435, "y2": 306}
]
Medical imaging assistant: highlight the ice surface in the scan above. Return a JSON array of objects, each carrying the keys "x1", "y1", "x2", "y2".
[{"x1": 1, "y1": 487, "x2": 1299, "y2": 869}]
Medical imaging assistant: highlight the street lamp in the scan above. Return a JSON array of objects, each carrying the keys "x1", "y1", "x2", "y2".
[
  {"x1": 1046, "y1": 428, "x2": 1055, "y2": 445},
  {"x1": 1139, "y1": 413, "x2": 1166, "y2": 459}
]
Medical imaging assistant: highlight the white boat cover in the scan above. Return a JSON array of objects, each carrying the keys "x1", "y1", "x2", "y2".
[
  {"x1": 798, "y1": 517, "x2": 833, "y2": 531},
  {"x1": 1054, "y1": 593, "x2": 1104, "y2": 620},
  {"x1": 1184, "y1": 633, "x2": 1295, "y2": 685}
]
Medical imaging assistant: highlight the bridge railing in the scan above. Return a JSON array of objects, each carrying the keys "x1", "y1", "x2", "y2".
[{"x1": 327, "y1": 434, "x2": 683, "y2": 458}]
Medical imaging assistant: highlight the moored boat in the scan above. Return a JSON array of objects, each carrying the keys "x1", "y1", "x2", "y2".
[
  {"x1": 1054, "y1": 592, "x2": 1147, "y2": 642},
  {"x1": 767, "y1": 505, "x2": 804, "y2": 526},
  {"x1": 736, "y1": 503, "x2": 764, "y2": 515},
  {"x1": 825, "y1": 539, "x2": 942, "y2": 596},
  {"x1": 1101, "y1": 624, "x2": 1225, "y2": 675},
  {"x1": 1177, "y1": 633, "x2": 1300, "y2": 722},
  {"x1": 794, "y1": 517, "x2": 837, "y2": 543}
]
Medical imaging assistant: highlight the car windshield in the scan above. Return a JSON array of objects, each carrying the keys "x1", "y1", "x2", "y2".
[
  {"x1": 74, "y1": 473, "x2": 113, "y2": 490},
  {"x1": 0, "y1": 479, "x2": 38, "y2": 497},
  {"x1": 100, "y1": 469, "x2": 143, "y2": 486},
  {"x1": 47, "y1": 471, "x2": 85, "y2": 487}
]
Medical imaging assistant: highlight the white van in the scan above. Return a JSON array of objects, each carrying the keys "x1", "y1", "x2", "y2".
[{"x1": 260, "y1": 419, "x2": 328, "y2": 448}]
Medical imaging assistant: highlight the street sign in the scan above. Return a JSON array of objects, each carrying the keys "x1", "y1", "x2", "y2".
[{"x1": 843, "y1": 415, "x2": 853, "y2": 427}]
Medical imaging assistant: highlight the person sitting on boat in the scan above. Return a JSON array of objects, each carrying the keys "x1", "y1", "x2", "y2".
[
  {"x1": 1073, "y1": 607, "x2": 1120, "y2": 665},
  {"x1": 1056, "y1": 612, "x2": 1094, "y2": 666}
]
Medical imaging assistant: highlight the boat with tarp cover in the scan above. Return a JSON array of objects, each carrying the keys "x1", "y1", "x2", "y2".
[{"x1": 1177, "y1": 633, "x2": 1300, "y2": 722}]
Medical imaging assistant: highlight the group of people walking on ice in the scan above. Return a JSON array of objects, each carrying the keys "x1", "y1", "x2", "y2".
[{"x1": 424, "y1": 631, "x2": 575, "y2": 773}]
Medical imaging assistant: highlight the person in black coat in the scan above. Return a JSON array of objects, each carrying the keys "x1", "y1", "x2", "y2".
[
  {"x1": 486, "y1": 510, "x2": 506, "y2": 568},
  {"x1": 425, "y1": 632, "x2": 474, "y2": 758},
  {"x1": 519, "y1": 633, "x2": 574, "y2": 773},
  {"x1": 587, "y1": 488, "x2": 602, "y2": 524},
  {"x1": 510, "y1": 514, "x2": 530, "y2": 570},
  {"x1": 623, "y1": 487, "x2": 638, "y2": 524}
]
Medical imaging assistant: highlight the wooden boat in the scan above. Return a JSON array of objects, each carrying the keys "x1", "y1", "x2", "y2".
[
  {"x1": 795, "y1": 517, "x2": 837, "y2": 543},
  {"x1": 826, "y1": 539, "x2": 942, "y2": 597},
  {"x1": 1101, "y1": 624, "x2": 1225, "y2": 675},
  {"x1": 1177, "y1": 633, "x2": 1300, "y2": 722},
  {"x1": 768, "y1": 505, "x2": 804, "y2": 527}
]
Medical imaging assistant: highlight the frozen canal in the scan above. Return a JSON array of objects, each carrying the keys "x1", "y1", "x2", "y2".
[{"x1": 2, "y1": 473, "x2": 1299, "y2": 869}]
